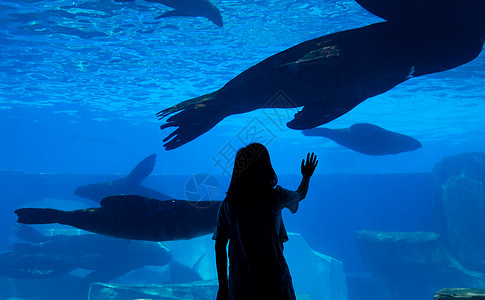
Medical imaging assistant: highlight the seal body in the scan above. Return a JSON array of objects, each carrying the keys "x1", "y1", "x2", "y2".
[
  {"x1": 16, "y1": 195, "x2": 221, "y2": 242},
  {"x1": 74, "y1": 154, "x2": 171, "y2": 203},
  {"x1": 2, "y1": 227, "x2": 170, "y2": 281},
  {"x1": 354, "y1": 0, "x2": 485, "y2": 26},
  {"x1": 302, "y1": 123, "x2": 422, "y2": 155},
  {"x1": 116, "y1": 0, "x2": 222, "y2": 26},
  {"x1": 158, "y1": 21, "x2": 484, "y2": 149}
]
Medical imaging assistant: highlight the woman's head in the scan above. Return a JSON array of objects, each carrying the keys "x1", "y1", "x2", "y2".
[{"x1": 227, "y1": 143, "x2": 278, "y2": 201}]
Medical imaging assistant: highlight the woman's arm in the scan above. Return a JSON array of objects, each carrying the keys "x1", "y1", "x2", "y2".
[
  {"x1": 296, "y1": 152, "x2": 318, "y2": 201},
  {"x1": 215, "y1": 237, "x2": 229, "y2": 300}
]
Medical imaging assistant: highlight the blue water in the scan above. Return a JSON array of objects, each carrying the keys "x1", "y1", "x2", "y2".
[
  {"x1": 1, "y1": 0, "x2": 485, "y2": 299},
  {"x1": 1, "y1": 0, "x2": 484, "y2": 175}
]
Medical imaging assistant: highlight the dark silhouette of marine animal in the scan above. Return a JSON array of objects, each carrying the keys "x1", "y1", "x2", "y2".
[
  {"x1": 0, "y1": 248, "x2": 87, "y2": 278},
  {"x1": 115, "y1": 0, "x2": 223, "y2": 27},
  {"x1": 354, "y1": 0, "x2": 485, "y2": 26},
  {"x1": 75, "y1": 154, "x2": 171, "y2": 203},
  {"x1": 157, "y1": 21, "x2": 484, "y2": 150},
  {"x1": 3, "y1": 224, "x2": 171, "y2": 283},
  {"x1": 15, "y1": 195, "x2": 221, "y2": 242},
  {"x1": 302, "y1": 123, "x2": 422, "y2": 155}
]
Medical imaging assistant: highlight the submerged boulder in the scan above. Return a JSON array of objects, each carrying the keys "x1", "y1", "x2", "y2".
[
  {"x1": 356, "y1": 230, "x2": 485, "y2": 300},
  {"x1": 285, "y1": 233, "x2": 347, "y2": 300},
  {"x1": 434, "y1": 288, "x2": 485, "y2": 300},
  {"x1": 432, "y1": 152, "x2": 485, "y2": 271},
  {"x1": 131, "y1": 233, "x2": 347, "y2": 300},
  {"x1": 356, "y1": 231, "x2": 482, "y2": 286},
  {"x1": 88, "y1": 280, "x2": 323, "y2": 300},
  {"x1": 88, "y1": 280, "x2": 218, "y2": 300}
]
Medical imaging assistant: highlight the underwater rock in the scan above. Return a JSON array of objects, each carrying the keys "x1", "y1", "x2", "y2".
[
  {"x1": 356, "y1": 231, "x2": 483, "y2": 285},
  {"x1": 356, "y1": 230, "x2": 485, "y2": 300},
  {"x1": 432, "y1": 153, "x2": 485, "y2": 190},
  {"x1": 432, "y1": 152, "x2": 485, "y2": 272},
  {"x1": 167, "y1": 233, "x2": 348, "y2": 300},
  {"x1": 0, "y1": 274, "x2": 88, "y2": 300},
  {"x1": 111, "y1": 260, "x2": 203, "y2": 285},
  {"x1": 434, "y1": 288, "x2": 485, "y2": 300},
  {"x1": 89, "y1": 280, "x2": 320, "y2": 300},
  {"x1": 163, "y1": 235, "x2": 214, "y2": 275},
  {"x1": 88, "y1": 280, "x2": 218, "y2": 300},
  {"x1": 285, "y1": 233, "x2": 347, "y2": 300}
]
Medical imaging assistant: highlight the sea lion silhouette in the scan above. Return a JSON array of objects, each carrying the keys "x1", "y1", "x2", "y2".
[
  {"x1": 4, "y1": 224, "x2": 170, "y2": 282},
  {"x1": 302, "y1": 123, "x2": 421, "y2": 155},
  {"x1": 157, "y1": 21, "x2": 484, "y2": 150},
  {"x1": 354, "y1": 0, "x2": 485, "y2": 26},
  {"x1": 116, "y1": 0, "x2": 223, "y2": 27},
  {"x1": 0, "y1": 248, "x2": 88, "y2": 278},
  {"x1": 15, "y1": 195, "x2": 221, "y2": 242},
  {"x1": 75, "y1": 154, "x2": 171, "y2": 203}
]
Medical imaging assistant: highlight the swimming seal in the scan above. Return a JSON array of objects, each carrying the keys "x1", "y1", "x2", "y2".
[
  {"x1": 354, "y1": 0, "x2": 485, "y2": 26},
  {"x1": 15, "y1": 195, "x2": 221, "y2": 241},
  {"x1": 5, "y1": 224, "x2": 171, "y2": 283},
  {"x1": 2, "y1": 225, "x2": 170, "y2": 281},
  {"x1": 116, "y1": 0, "x2": 223, "y2": 27},
  {"x1": 157, "y1": 21, "x2": 484, "y2": 150},
  {"x1": 302, "y1": 123, "x2": 421, "y2": 155},
  {"x1": 74, "y1": 154, "x2": 171, "y2": 203}
]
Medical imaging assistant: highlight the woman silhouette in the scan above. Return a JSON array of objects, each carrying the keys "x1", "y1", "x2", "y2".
[{"x1": 213, "y1": 143, "x2": 318, "y2": 299}]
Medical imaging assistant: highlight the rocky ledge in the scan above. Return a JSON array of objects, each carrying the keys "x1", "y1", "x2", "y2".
[{"x1": 434, "y1": 288, "x2": 485, "y2": 300}]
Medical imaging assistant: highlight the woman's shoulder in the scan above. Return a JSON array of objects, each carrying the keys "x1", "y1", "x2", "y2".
[
  {"x1": 218, "y1": 199, "x2": 233, "y2": 218},
  {"x1": 274, "y1": 185, "x2": 292, "y2": 194},
  {"x1": 274, "y1": 185, "x2": 299, "y2": 212}
]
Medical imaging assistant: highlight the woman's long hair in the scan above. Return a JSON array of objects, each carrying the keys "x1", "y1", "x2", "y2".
[{"x1": 226, "y1": 143, "x2": 278, "y2": 208}]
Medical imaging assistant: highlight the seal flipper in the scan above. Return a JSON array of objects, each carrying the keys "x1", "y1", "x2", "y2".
[
  {"x1": 154, "y1": 5, "x2": 223, "y2": 27},
  {"x1": 15, "y1": 208, "x2": 63, "y2": 225},
  {"x1": 156, "y1": 10, "x2": 192, "y2": 19},
  {"x1": 126, "y1": 154, "x2": 156, "y2": 187},
  {"x1": 287, "y1": 103, "x2": 357, "y2": 130},
  {"x1": 157, "y1": 93, "x2": 225, "y2": 150}
]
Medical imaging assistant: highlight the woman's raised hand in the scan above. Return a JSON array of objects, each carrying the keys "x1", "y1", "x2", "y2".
[{"x1": 301, "y1": 152, "x2": 318, "y2": 178}]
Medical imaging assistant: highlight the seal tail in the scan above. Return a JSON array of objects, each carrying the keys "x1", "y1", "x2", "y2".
[
  {"x1": 15, "y1": 208, "x2": 63, "y2": 225},
  {"x1": 126, "y1": 154, "x2": 156, "y2": 186},
  {"x1": 157, "y1": 93, "x2": 225, "y2": 150}
]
